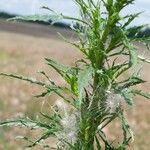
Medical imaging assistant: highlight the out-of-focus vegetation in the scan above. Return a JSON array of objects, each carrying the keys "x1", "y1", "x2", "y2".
[
  {"x1": 0, "y1": 11, "x2": 150, "y2": 37},
  {"x1": 0, "y1": 11, "x2": 71, "y2": 29},
  {"x1": 0, "y1": 12, "x2": 16, "y2": 18}
]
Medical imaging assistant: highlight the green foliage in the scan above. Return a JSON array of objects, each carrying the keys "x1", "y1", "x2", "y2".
[
  {"x1": 0, "y1": 0, "x2": 150, "y2": 149},
  {"x1": 78, "y1": 65, "x2": 93, "y2": 105},
  {"x1": 0, "y1": 12, "x2": 15, "y2": 19}
]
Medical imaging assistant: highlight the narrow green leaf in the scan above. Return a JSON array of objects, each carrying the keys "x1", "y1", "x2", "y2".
[
  {"x1": 78, "y1": 66, "x2": 93, "y2": 105},
  {"x1": 125, "y1": 41, "x2": 138, "y2": 67},
  {"x1": 0, "y1": 73, "x2": 45, "y2": 86},
  {"x1": 45, "y1": 58, "x2": 78, "y2": 94},
  {"x1": 16, "y1": 135, "x2": 51, "y2": 148},
  {"x1": 120, "y1": 28, "x2": 138, "y2": 67},
  {"x1": 121, "y1": 88, "x2": 133, "y2": 105},
  {"x1": 131, "y1": 90, "x2": 150, "y2": 99},
  {"x1": 122, "y1": 12, "x2": 143, "y2": 28},
  {"x1": 27, "y1": 131, "x2": 53, "y2": 148},
  {"x1": 122, "y1": 76, "x2": 145, "y2": 88},
  {"x1": 0, "y1": 72, "x2": 64, "y2": 98},
  {"x1": 45, "y1": 58, "x2": 77, "y2": 77},
  {"x1": 119, "y1": 111, "x2": 133, "y2": 146},
  {"x1": 0, "y1": 117, "x2": 51, "y2": 129},
  {"x1": 9, "y1": 14, "x2": 63, "y2": 24}
]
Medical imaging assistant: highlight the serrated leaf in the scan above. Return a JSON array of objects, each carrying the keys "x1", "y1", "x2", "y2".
[
  {"x1": 122, "y1": 12, "x2": 143, "y2": 28},
  {"x1": 119, "y1": 111, "x2": 133, "y2": 145},
  {"x1": 121, "y1": 88, "x2": 133, "y2": 105},
  {"x1": 0, "y1": 73, "x2": 45, "y2": 86},
  {"x1": 45, "y1": 58, "x2": 78, "y2": 94},
  {"x1": 0, "y1": 117, "x2": 51, "y2": 129},
  {"x1": 34, "y1": 85, "x2": 62, "y2": 98},
  {"x1": 26, "y1": 131, "x2": 53, "y2": 148},
  {"x1": 0, "y1": 72, "x2": 64, "y2": 98},
  {"x1": 45, "y1": 58, "x2": 76, "y2": 76},
  {"x1": 131, "y1": 90, "x2": 150, "y2": 99},
  {"x1": 122, "y1": 76, "x2": 145, "y2": 88},
  {"x1": 78, "y1": 66, "x2": 93, "y2": 105},
  {"x1": 126, "y1": 43, "x2": 138, "y2": 67},
  {"x1": 120, "y1": 28, "x2": 138, "y2": 67},
  {"x1": 9, "y1": 14, "x2": 63, "y2": 24}
]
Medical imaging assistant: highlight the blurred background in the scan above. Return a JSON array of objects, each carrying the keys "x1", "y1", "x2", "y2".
[{"x1": 0, "y1": 0, "x2": 150, "y2": 149}]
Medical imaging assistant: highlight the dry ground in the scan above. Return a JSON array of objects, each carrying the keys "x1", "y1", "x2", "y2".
[{"x1": 0, "y1": 20, "x2": 150, "y2": 150}]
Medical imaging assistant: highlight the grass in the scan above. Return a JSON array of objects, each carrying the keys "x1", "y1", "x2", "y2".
[{"x1": 0, "y1": 22, "x2": 150, "y2": 149}]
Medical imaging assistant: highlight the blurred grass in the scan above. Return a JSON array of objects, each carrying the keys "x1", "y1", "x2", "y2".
[
  {"x1": 0, "y1": 51, "x2": 10, "y2": 61},
  {"x1": 0, "y1": 24, "x2": 150, "y2": 149}
]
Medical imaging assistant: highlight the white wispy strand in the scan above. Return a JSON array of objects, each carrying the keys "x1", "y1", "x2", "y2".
[
  {"x1": 106, "y1": 90, "x2": 123, "y2": 112},
  {"x1": 56, "y1": 112, "x2": 79, "y2": 148},
  {"x1": 55, "y1": 99, "x2": 68, "y2": 111}
]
